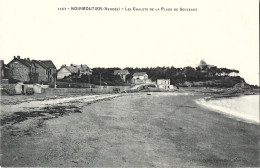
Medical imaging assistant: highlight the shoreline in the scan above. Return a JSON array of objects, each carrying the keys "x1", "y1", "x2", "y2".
[
  {"x1": 195, "y1": 96, "x2": 259, "y2": 125},
  {"x1": 1, "y1": 92, "x2": 259, "y2": 167}
]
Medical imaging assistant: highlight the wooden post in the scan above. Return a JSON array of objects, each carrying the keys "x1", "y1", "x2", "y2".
[
  {"x1": 100, "y1": 73, "x2": 101, "y2": 87},
  {"x1": 88, "y1": 74, "x2": 91, "y2": 89}
]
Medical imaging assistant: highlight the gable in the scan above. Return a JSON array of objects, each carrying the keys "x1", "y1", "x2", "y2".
[
  {"x1": 40, "y1": 60, "x2": 56, "y2": 69},
  {"x1": 133, "y1": 72, "x2": 147, "y2": 77},
  {"x1": 58, "y1": 67, "x2": 72, "y2": 74},
  {"x1": 32, "y1": 60, "x2": 47, "y2": 69},
  {"x1": 8, "y1": 58, "x2": 31, "y2": 68}
]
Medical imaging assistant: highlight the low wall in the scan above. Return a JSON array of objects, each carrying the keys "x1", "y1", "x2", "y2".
[{"x1": 42, "y1": 86, "x2": 131, "y2": 96}]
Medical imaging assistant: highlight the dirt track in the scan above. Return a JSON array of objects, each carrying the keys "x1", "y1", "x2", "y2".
[{"x1": 1, "y1": 93, "x2": 259, "y2": 167}]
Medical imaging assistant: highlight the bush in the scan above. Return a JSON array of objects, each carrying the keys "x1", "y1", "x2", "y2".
[
  {"x1": 39, "y1": 81, "x2": 49, "y2": 85},
  {"x1": 1, "y1": 88, "x2": 16, "y2": 96},
  {"x1": 24, "y1": 81, "x2": 35, "y2": 84},
  {"x1": 8, "y1": 78, "x2": 20, "y2": 84},
  {"x1": 26, "y1": 88, "x2": 34, "y2": 95}
]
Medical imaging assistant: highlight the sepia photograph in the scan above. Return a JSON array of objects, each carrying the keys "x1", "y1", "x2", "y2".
[{"x1": 0, "y1": 0, "x2": 259, "y2": 167}]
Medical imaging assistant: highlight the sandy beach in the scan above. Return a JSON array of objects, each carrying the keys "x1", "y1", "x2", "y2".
[{"x1": 0, "y1": 92, "x2": 259, "y2": 167}]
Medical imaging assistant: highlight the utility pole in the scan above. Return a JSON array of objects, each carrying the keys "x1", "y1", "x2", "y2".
[
  {"x1": 88, "y1": 74, "x2": 91, "y2": 89},
  {"x1": 100, "y1": 73, "x2": 102, "y2": 87}
]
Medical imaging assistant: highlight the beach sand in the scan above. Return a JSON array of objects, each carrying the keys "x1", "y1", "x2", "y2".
[{"x1": 0, "y1": 92, "x2": 259, "y2": 167}]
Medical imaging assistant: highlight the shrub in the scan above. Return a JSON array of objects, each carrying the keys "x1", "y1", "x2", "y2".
[
  {"x1": 1, "y1": 88, "x2": 16, "y2": 96},
  {"x1": 8, "y1": 78, "x2": 20, "y2": 84},
  {"x1": 24, "y1": 81, "x2": 35, "y2": 84},
  {"x1": 26, "y1": 88, "x2": 34, "y2": 95}
]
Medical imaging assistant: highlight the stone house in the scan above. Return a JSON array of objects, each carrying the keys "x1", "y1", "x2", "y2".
[
  {"x1": 57, "y1": 64, "x2": 92, "y2": 80},
  {"x1": 113, "y1": 70, "x2": 129, "y2": 82},
  {"x1": 32, "y1": 60, "x2": 57, "y2": 83},
  {"x1": 131, "y1": 72, "x2": 152, "y2": 84},
  {"x1": 6, "y1": 56, "x2": 56, "y2": 83},
  {"x1": 6, "y1": 56, "x2": 38, "y2": 83}
]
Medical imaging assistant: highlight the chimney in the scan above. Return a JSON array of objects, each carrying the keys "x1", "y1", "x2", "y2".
[
  {"x1": 14, "y1": 56, "x2": 16, "y2": 59},
  {"x1": 27, "y1": 58, "x2": 30, "y2": 61},
  {"x1": 81, "y1": 64, "x2": 82, "y2": 68},
  {"x1": 70, "y1": 64, "x2": 73, "y2": 66},
  {"x1": 17, "y1": 56, "x2": 20, "y2": 59}
]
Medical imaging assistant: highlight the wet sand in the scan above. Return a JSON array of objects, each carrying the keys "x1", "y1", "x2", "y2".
[{"x1": 0, "y1": 92, "x2": 259, "y2": 167}]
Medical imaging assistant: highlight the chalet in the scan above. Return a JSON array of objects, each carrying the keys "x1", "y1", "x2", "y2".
[
  {"x1": 113, "y1": 70, "x2": 129, "y2": 82},
  {"x1": 6, "y1": 56, "x2": 38, "y2": 83},
  {"x1": 6, "y1": 56, "x2": 56, "y2": 83},
  {"x1": 57, "y1": 64, "x2": 92, "y2": 80},
  {"x1": 157, "y1": 79, "x2": 174, "y2": 89},
  {"x1": 131, "y1": 72, "x2": 152, "y2": 84},
  {"x1": 32, "y1": 60, "x2": 57, "y2": 83}
]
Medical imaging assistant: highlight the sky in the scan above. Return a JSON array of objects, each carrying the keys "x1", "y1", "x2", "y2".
[{"x1": 0, "y1": 0, "x2": 259, "y2": 85}]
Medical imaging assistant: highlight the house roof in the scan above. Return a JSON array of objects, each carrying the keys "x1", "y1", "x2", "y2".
[
  {"x1": 40, "y1": 60, "x2": 56, "y2": 69},
  {"x1": 58, "y1": 64, "x2": 91, "y2": 74},
  {"x1": 7, "y1": 57, "x2": 34, "y2": 68},
  {"x1": 133, "y1": 72, "x2": 147, "y2": 76},
  {"x1": 74, "y1": 64, "x2": 90, "y2": 72},
  {"x1": 32, "y1": 60, "x2": 48, "y2": 69},
  {"x1": 114, "y1": 70, "x2": 130, "y2": 75},
  {"x1": 64, "y1": 66, "x2": 80, "y2": 73}
]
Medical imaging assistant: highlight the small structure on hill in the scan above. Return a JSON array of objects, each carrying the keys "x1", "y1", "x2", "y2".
[
  {"x1": 199, "y1": 59, "x2": 216, "y2": 70},
  {"x1": 113, "y1": 70, "x2": 129, "y2": 82}
]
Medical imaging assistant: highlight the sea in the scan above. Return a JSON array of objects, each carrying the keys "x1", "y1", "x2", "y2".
[{"x1": 196, "y1": 95, "x2": 259, "y2": 124}]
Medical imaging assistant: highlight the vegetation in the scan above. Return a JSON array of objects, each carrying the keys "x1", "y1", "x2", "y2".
[
  {"x1": 58, "y1": 68, "x2": 130, "y2": 86},
  {"x1": 124, "y1": 66, "x2": 244, "y2": 87},
  {"x1": 57, "y1": 66, "x2": 248, "y2": 88}
]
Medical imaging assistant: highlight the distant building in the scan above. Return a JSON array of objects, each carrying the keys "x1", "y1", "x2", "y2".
[
  {"x1": 157, "y1": 79, "x2": 174, "y2": 89},
  {"x1": 234, "y1": 82, "x2": 250, "y2": 89},
  {"x1": 113, "y1": 70, "x2": 129, "y2": 82},
  {"x1": 131, "y1": 72, "x2": 152, "y2": 84},
  {"x1": 199, "y1": 59, "x2": 216, "y2": 69},
  {"x1": 57, "y1": 64, "x2": 92, "y2": 80}
]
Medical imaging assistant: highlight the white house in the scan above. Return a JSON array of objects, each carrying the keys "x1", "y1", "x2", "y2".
[
  {"x1": 131, "y1": 72, "x2": 152, "y2": 84},
  {"x1": 157, "y1": 79, "x2": 174, "y2": 89},
  {"x1": 113, "y1": 70, "x2": 129, "y2": 82},
  {"x1": 57, "y1": 64, "x2": 92, "y2": 80}
]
